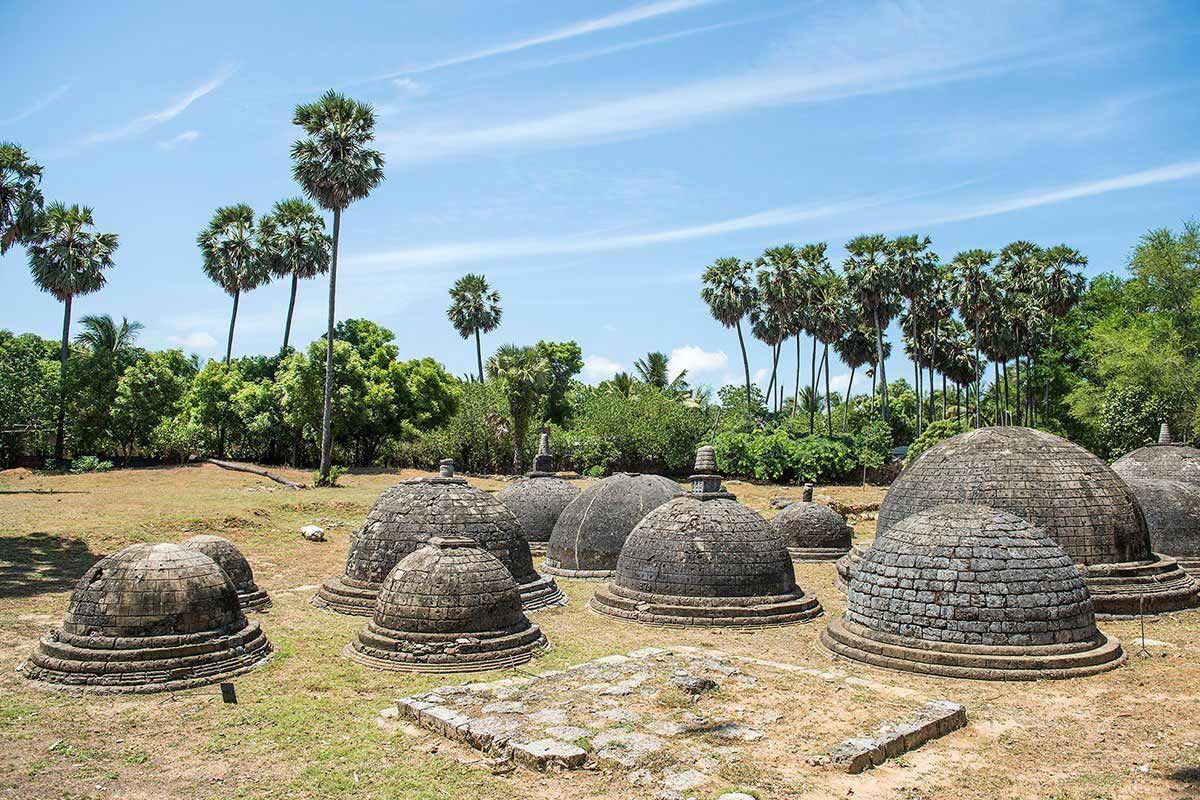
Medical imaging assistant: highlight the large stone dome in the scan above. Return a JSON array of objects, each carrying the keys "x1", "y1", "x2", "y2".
[
  {"x1": 346, "y1": 537, "x2": 547, "y2": 673},
  {"x1": 315, "y1": 461, "x2": 563, "y2": 615},
  {"x1": 589, "y1": 447, "x2": 822, "y2": 627},
  {"x1": 182, "y1": 534, "x2": 271, "y2": 610},
  {"x1": 822, "y1": 505, "x2": 1125, "y2": 680},
  {"x1": 543, "y1": 472, "x2": 683, "y2": 579},
  {"x1": 771, "y1": 501, "x2": 853, "y2": 561},
  {"x1": 20, "y1": 543, "x2": 272, "y2": 693},
  {"x1": 869, "y1": 426, "x2": 1198, "y2": 616},
  {"x1": 1112, "y1": 442, "x2": 1200, "y2": 487},
  {"x1": 496, "y1": 435, "x2": 579, "y2": 556},
  {"x1": 1113, "y1": 444, "x2": 1200, "y2": 574}
]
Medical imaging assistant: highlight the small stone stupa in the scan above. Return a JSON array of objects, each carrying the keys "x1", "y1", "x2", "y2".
[
  {"x1": 589, "y1": 446, "x2": 823, "y2": 627},
  {"x1": 771, "y1": 497, "x2": 853, "y2": 561},
  {"x1": 315, "y1": 459, "x2": 563, "y2": 615},
  {"x1": 346, "y1": 536, "x2": 547, "y2": 673},
  {"x1": 1112, "y1": 422, "x2": 1200, "y2": 574},
  {"x1": 182, "y1": 534, "x2": 271, "y2": 611},
  {"x1": 543, "y1": 471, "x2": 683, "y2": 579},
  {"x1": 822, "y1": 504, "x2": 1125, "y2": 680},
  {"x1": 849, "y1": 426, "x2": 1198, "y2": 616},
  {"x1": 20, "y1": 543, "x2": 272, "y2": 693},
  {"x1": 496, "y1": 433, "x2": 580, "y2": 556}
]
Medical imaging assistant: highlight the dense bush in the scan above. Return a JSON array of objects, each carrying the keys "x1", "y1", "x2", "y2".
[
  {"x1": 713, "y1": 430, "x2": 857, "y2": 483},
  {"x1": 69, "y1": 455, "x2": 113, "y2": 473},
  {"x1": 903, "y1": 417, "x2": 968, "y2": 467}
]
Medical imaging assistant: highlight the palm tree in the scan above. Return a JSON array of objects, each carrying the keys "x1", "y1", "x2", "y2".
[
  {"x1": 889, "y1": 234, "x2": 938, "y2": 434},
  {"x1": 291, "y1": 90, "x2": 386, "y2": 484},
  {"x1": 1037, "y1": 244, "x2": 1087, "y2": 419},
  {"x1": 1, "y1": 143, "x2": 44, "y2": 255},
  {"x1": 27, "y1": 202, "x2": 119, "y2": 462},
  {"x1": 486, "y1": 344, "x2": 551, "y2": 473},
  {"x1": 74, "y1": 314, "x2": 143, "y2": 354},
  {"x1": 833, "y1": 319, "x2": 875, "y2": 431},
  {"x1": 602, "y1": 372, "x2": 637, "y2": 399},
  {"x1": 754, "y1": 245, "x2": 803, "y2": 406},
  {"x1": 951, "y1": 249, "x2": 998, "y2": 427},
  {"x1": 997, "y1": 242, "x2": 1043, "y2": 425},
  {"x1": 633, "y1": 351, "x2": 689, "y2": 395},
  {"x1": 198, "y1": 204, "x2": 268, "y2": 365},
  {"x1": 749, "y1": 286, "x2": 787, "y2": 410},
  {"x1": 259, "y1": 198, "x2": 331, "y2": 353},
  {"x1": 447, "y1": 273, "x2": 502, "y2": 382},
  {"x1": 843, "y1": 234, "x2": 896, "y2": 419},
  {"x1": 701, "y1": 257, "x2": 756, "y2": 415},
  {"x1": 794, "y1": 243, "x2": 828, "y2": 421},
  {"x1": 811, "y1": 270, "x2": 850, "y2": 434}
]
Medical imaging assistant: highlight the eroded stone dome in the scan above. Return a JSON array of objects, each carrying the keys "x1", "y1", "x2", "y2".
[
  {"x1": 822, "y1": 505, "x2": 1124, "y2": 680},
  {"x1": 1113, "y1": 443, "x2": 1200, "y2": 487},
  {"x1": 543, "y1": 472, "x2": 683, "y2": 579},
  {"x1": 20, "y1": 543, "x2": 272, "y2": 693},
  {"x1": 771, "y1": 501, "x2": 853, "y2": 561},
  {"x1": 182, "y1": 534, "x2": 271, "y2": 610},
  {"x1": 497, "y1": 477, "x2": 580, "y2": 553}
]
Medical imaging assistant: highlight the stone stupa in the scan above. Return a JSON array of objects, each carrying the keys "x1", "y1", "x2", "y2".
[
  {"x1": 822, "y1": 504, "x2": 1125, "y2": 680},
  {"x1": 841, "y1": 426, "x2": 1198, "y2": 616},
  {"x1": 771, "y1": 490, "x2": 853, "y2": 561},
  {"x1": 346, "y1": 536, "x2": 547, "y2": 673},
  {"x1": 20, "y1": 543, "x2": 272, "y2": 693},
  {"x1": 182, "y1": 534, "x2": 271, "y2": 611},
  {"x1": 496, "y1": 433, "x2": 580, "y2": 556},
  {"x1": 315, "y1": 459, "x2": 563, "y2": 615},
  {"x1": 589, "y1": 446, "x2": 823, "y2": 627}
]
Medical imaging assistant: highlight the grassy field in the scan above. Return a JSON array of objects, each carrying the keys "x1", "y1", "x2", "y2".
[{"x1": 1, "y1": 464, "x2": 1198, "y2": 800}]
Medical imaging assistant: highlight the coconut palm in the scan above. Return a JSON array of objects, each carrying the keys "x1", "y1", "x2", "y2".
[
  {"x1": 486, "y1": 344, "x2": 551, "y2": 473},
  {"x1": 602, "y1": 372, "x2": 637, "y2": 399},
  {"x1": 27, "y1": 202, "x2": 119, "y2": 462},
  {"x1": 258, "y1": 198, "x2": 331, "y2": 353},
  {"x1": 843, "y1": 234, "x2": 896, "y2": 419},
  {"x1": 889, "y1": 234, "x2": 938, "y2": 433},
  {"x1": 291, "y1": 91, "x2": 385, "y2": 484},
  {"x1": 74, "y1": 314, "x2": 143, "y2": 354},
  {"x1": 198, "y1": 204, "x2": 268, "y2": 365},
  {"x1": 447, "y1": 273, "x2": 502, "y2": 382},
  {"x1": 1, "y1": 143, "x2": 44, "y2": 255},
  {"x1": 701, "y1": 257, "x2": 757, "y2": 415},
  {"x1": 633, "y1": 351, "x2": 689, "y2": 395}
]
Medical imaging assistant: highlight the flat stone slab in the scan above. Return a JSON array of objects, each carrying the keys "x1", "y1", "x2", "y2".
[{"x1": 810, "y1": 700, "x2": 968, "y2": 774}]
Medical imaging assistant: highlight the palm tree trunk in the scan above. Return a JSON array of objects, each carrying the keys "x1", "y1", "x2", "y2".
[
  {"x1": 735, "y1": 318, "x2": 752, "y2": 417},
  {"x1": 1003, "y1": 361, "x2": 1011, "y2": 424},
  {"x1": 842, "y1": 365, "x2": 855, "y2": 432},
  {"x1": 792, "y1": 335, "x2": 801, "y2": 416},
  {"x1": 871, "y1": 306, "x2": 888, "y2": 420},
  {"x1": 993, "y1": 360, "x2": 1001, "y2": 422},
  {"x1": 822, "y1": 344, "x2": 832, "y2": 435},
  {"x1": 318, "y1": 208, "x2": 341, "y2": 482},
  {"x1": 282, "y1": 272, "x2": 299, "y2": 353},
  {"x1": 475, "y1": 328, "x2": 484, "y2": 382},
  {"x1": 225, "y1": 289, "x2": 240, "y2": 365},
  {"x1": 941, "y1": 373, "x2": 946, "y2": 419},
  {"x1": 911, "y1": 314, "x2": 921, "y2": 434},
  {"x1": 973, "y1": 319, "x2": 982, "y2": 428},
  {"x1": 53, "y1": 295, "x2": 72, "y2": 464},
  {"x1": 809, "y1": 333, "x2": 818, "y2": 433},
  {"x1": 1044, "y1": 323, "x2": 1055, "y2": 422},
  {"x1": 1014, "y1": 346, "x2": 1022, "y2": 426},
  {"x1": 765, "y1": 342, "x2": 780, "y2": 409}
]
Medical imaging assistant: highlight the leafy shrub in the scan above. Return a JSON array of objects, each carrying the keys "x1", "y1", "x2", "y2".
[
  {"x1": 562, "y1": 386, "x2": 711, "y2": 475},
  {"x1": 313, "y1": 465, "x2": 346, "y2": 487},
  {"x1": 712, "y1": 430, "x2": 857, "y2": 483},
  {"x1": 903, "y1": 418, "x2": 968, "y2": 467},
  {"x1": 69, "y1": 455, "x2": 114, "y2": 474}
]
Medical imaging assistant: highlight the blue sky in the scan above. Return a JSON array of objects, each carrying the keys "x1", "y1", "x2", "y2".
[{"x1": 3, "y1": 0, "x2": 1199, "y2": 395}]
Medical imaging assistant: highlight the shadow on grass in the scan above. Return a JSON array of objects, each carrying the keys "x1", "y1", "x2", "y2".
[
  {"x1": 1170, "y1": 766, "x2": 1200, "y2": 784},
  {"x1": 0, "y1": 532, "x2": 101, "y2": 600},
  {"x1": 0, "y1": 489, "x2": 90, "y2": 495}
]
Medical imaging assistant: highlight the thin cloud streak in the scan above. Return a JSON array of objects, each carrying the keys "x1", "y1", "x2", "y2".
[
  {"x1": 372, "y1": 0, "x2": 717, "y2": 79},
  {"x1": 6, "y1": 84, "x2": 70, "y2": 124}
]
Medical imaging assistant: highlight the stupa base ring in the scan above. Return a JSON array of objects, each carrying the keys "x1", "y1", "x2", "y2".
[
  {"x1": 312, "y1": 575, "x2": 378, "y2": 616},
  {"x1": 345, "y1": 626, "x2": 547, "y2": 674},
  {"x1": 19, "y1": 621, "x2": 273, "y2": 694},
  {"x1": 527, "y1": 541, "x2": 549, "y2": 557},
  {"x1": 789, "y1": 546, "x2": 851, "y2": 563},
  {"x1": 589, "y1": 583, "x2": 823, "y2": 628},
  {"x1": 540, "y1": 558, "x2": 615, "y2": 580},
  {"x1": 820, "y1": 617, "x2": 1125, "y2": 681},
  {"x1": 517, "y1": 574, "x2": 567, "y2": 611},
  {"x1": 1083, "y1": 554, "x2": 1199, "y2": 617},
  {"x1": 238, "y1": 587, "x2": 272, "y2": 612}
]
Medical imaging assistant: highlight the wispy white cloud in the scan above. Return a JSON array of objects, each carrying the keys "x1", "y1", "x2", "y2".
[
  {"x1": 166, "y1": 331, "x2": 218, "y2": 350},
  {"x1": 669, "y1": 346, "x2": 727, "y2": 380},
  {"x1": 582, "y1": 354, "x2": 625, "y2": 382},
  {"x1": 78, "y1": 63, "x2": 237, "y2": 147},
  {"x1": 5, "y1": 84, "x2": 70, "y2": 124},
  {"x1": 157, "y1": 130, "x2": 201, "y2": 151},
  {"x1": 371, "y1": 0, "x2": 718, "y2": 79}
]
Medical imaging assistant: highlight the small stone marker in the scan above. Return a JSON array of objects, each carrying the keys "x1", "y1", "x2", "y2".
[
  {"x1": 220, "y1": 682, "x2": 237, "y2": 704},
  {"x1": 811, "y1": 700, "x2": 967, "y2": 774}
]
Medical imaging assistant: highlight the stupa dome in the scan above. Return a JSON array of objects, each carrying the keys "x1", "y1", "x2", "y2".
[
  {"x1": 1112, "y1": 443, "x2": 1200, "y2": 487},
  {"x1": 865, "y1": 426, "x2": 1198, "y2": 616},
  {"x1": 346, "y1": 537, "x2": 546, "y2": 673},
  {"x1": 182, "y1": 534, "x2": 271, "y2": 610},
  {"x1": 315, "y1": 459, "x2": 563, "y2": 615},
  {"x1": 543, "y1": 472, "x2": 683, "y2": 579},
  {"x1": 20, "y1": 543, "x2": 272, "y2": 693},
  {"x1": 822, "y1": 505, "x2": 1125, "y2": 680},
  {"x1": 496, "y1": 432, "x2": 580, "y2": 555},
  {"x1": 589, "y1": 447, "x2": 822, "y2": 627},
  {"x1": 771, "y1": 501, "x2": 853, "y2": 561}
]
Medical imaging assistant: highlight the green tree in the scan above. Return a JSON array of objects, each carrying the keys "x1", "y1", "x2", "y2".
[
  {"x1": 110, "y1": 350, "x2": 194, "y2": 457},
  {"x1": 701, "y1": 257, "x2": 756, "y2": 416},
  {"x1": 0, "y1": 143, "x2": 44, "y2": 255},
  {"x1": 535, "y1": 340, "x2": 583, "y2": 424},
  {"x1": 447, "y1": 273, "x2": 502, "y2": 382},
  {"x1": 258, "y1": 197, "x2": 331, "y2": 353},
  {"x1": 1037, "y1": 244, "x2": 1087, "y2": 420},
  {"x1": 753, "y1": 245, "x2": 803, "y2": 406},
  {"x1": 27, "y1": 202, "x2": 119, "y2": 463},
  {"x1": 486, "y1": 344, "x2": 551, "y2": 473},
  {"x1": 186, "y1": 361, "x2": 246, "y2": 458},
  {"x1": 833, "y1": 319, "x2": 874, "y2": 431},
  {"x1": 73, "y1": 314, "x2": 143, "y2": 355},
  {"x1": 843, "y1": 234, "x2": 895, "y2": 420},
  {"x1": 889, "y1": 234, "x2": 938, "y2": 433},
  {"x1": 198, "y1": 204, "x2": 268, "y2": 364},
  {"x1": 291, "y1": 90, "x2": 386, "y2": 485}
]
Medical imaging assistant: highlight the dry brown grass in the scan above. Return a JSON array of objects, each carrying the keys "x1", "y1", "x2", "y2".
[{"x1": 1, "y1": 465, "x2": 1198, "y2": 799}]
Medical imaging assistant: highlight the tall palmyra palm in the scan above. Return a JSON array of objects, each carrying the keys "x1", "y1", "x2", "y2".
[
  {"x1": 794, "y1": 243, "x2": 828, "y2": 419},
  {"x1": 486, "y1": 344, "x2": 551, "y2": 473},
  {"x1": 74, "y1": 314, "x2": 143, "y2": 354},
  {"x1": 1, "y1": 143, "x2": 44, "y2": 255},
  {"x1": 749, "y1": 284, "x2": 788, "y2": 408},
  {"x1": 997, "y1": 241, "x2": 1043, "y2": 425},
  {"x1": 811, "y1": 271, "x2": 851, "y2": 434},
  {"x1": 889, "y1": 234, "x2": 938, "y2": 434},
  {"x1": 843, "y1": 234, "x2": 895, "y2": 419},
  {"x1": 833, "y1": 319, "x2": 875, "y2": 430},
  {"x1": 259, "y1": 197, "x2": 331, "y2": 353},
  {"x1": 198, "y1": 204, "x2": 268, "y2": 365},
  {"x1": 291, "y1": 90, "x2": 386, "y2": 483},
  {"x1": 701, "y1": 257, "x2": 757, "y2": 416},
  {"x1": 1037, "y1": 244, "x2": 1087, "y2": 419},
  {"x1": 951, "y1": 249, "x2": 998, "y2": 428},
  {"x1": 27, "y1": 202, "x2": 119, "y2": 462},
  {"x1": 447, "y1": 273, "x2": 502, "y2": 382},
  {"x1": 754, "y1": 245, "x2": 803, "y2": 407}
]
